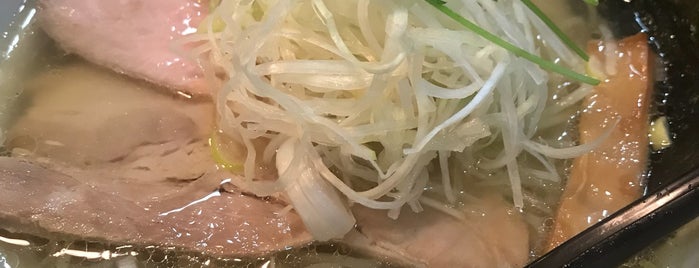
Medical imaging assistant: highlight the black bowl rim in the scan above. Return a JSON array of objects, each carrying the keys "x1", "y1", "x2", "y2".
[{"x1": 526, "y1": 166, "x2": 699, "y2": 268}]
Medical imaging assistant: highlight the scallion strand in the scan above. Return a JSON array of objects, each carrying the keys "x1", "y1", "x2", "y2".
[
  {"x1": 521, "y1": 0, "x2": 590, "y2": 61},
  {"x1": 583, "y1": 0, "x2": 599, "y2": 6},
  {"x1": 424, "y1": 0, "x2": 600, "y2": 86}
]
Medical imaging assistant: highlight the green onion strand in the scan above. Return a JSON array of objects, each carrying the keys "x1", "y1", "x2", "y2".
[
  {"x1": 424, "y1": 0, "x2": 600, "y2": 86},
  {"x1": 521, "y1": 0, "x2": 590, "y2": 61},
  {"x1": 583, "y1": 0, "x2": 599, "y2": 6}
]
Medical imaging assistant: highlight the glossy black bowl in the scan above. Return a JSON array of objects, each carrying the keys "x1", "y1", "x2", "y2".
[{"x1": 528, "y1": 0, "x2": 699, "y2": 267}]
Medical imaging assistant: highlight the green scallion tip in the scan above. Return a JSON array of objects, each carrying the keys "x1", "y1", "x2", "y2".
[
  {"x1": 522, "y1": 0, "x2": 590, "y2": 61},
  {"x1": 424, "y1": 0, "x2": 600, "y2": 86}
]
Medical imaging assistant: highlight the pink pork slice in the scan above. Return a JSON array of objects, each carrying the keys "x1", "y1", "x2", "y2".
[
  {"x1": 348, "y1": 195, "x2": 530, "y2": 267},
  {"x1": 2, "y1": 62, "x2": 312, "y2": 257},
  {"x1": 37, "y1": 0, "x2": 210, "y2": 95},
  {"x1": 0, "y1": 157, "x2": 312, "y2": 258}
]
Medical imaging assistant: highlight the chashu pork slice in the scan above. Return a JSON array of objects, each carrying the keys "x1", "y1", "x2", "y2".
[
  {"x1": 2, "y1": 61, "x2": 312, "y2": 257},
  {"x1": 0, "y1": 158, "x2": 311, "y2": 257},
  {"x1": 37, "y1": 0, "x2": 210, "y2": 95},
  {"x1": 346, "y1": 194, "x2": 530, "y2": 268},
  {"x1": 547, "y1": 33, "x2": 652, "y2": 249}
]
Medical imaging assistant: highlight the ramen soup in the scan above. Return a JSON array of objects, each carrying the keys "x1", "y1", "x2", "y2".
[{"x1": 0, "y1": 0, "x2": 663, "y2": 267}]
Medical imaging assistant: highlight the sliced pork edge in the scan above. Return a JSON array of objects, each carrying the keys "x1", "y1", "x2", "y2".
[
  {"x1": 0, "y1": 157, "x2": 313, "y2": 258},
  {"x1": 36, "y1": 0, "x2": 211, "y2": 95}
]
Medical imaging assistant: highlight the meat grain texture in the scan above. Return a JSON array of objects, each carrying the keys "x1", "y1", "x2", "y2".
[
  {"x1": 2, "y1": 63, "x2": 312, "y2": 257},
  {"x1": 349, "y1": 195, "x2": 530, "y2": 268},
  {"x1": 547, "y1": 34, "x2": 652, "y2": 249},
  {"x1": 37, "y1": 0, "x2": 210, "y2": 95}
]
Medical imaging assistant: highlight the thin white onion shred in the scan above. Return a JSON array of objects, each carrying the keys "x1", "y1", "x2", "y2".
[
  {"x1": 523, "y1": 117, "x2": 620, "y2": 159},
  {"x1": 191, "y1": 0, "x2": 602, "y2": 240}
]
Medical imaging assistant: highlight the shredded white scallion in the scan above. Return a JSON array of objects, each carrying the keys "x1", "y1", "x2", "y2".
[{"x1": 191, "y1": 0, "x2": 598, "y2": 240}]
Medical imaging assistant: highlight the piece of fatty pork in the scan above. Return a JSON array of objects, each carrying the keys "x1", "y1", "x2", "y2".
[
  {"x1": 2, "y1": 62, "x2": 312, "y2": 257},
  {"x1": 547, "y1": 33, "x2": 652, "y2": 250},
  {"x1": 37, "y1": 0, "x2": 210, "y2": 95}
]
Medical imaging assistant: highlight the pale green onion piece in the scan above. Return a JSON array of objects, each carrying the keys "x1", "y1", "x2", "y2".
[
  {"x1": 583, "y1": 0, "x2": 599, "y2": 6},
  {"x1": 198, "y1": 0, "x2": 225, "y2": 33},
  {"x1": 649, "y1": 116, "x2": 672, "y2": 151},
  {"x1": 210, "y1": 0, "x2": 222, "y2": 10},
  {"x1": 197, "y1": 17, "x2": 226, "y2": 33}
]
